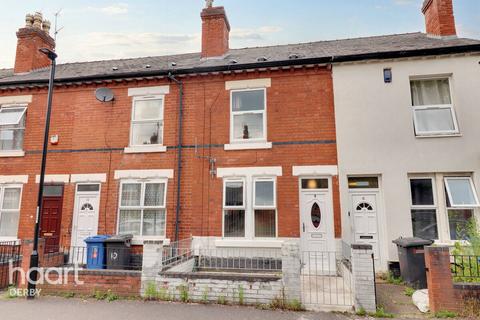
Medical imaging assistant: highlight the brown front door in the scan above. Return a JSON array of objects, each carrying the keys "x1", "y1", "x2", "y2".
[{"x1": 40, "y1": 185, "x2": 64, "y2": 253}]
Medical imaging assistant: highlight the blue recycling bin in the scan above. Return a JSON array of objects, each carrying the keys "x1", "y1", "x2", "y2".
[{"x1": 84, "y1": 235, "x2": 110, "y2": 269}]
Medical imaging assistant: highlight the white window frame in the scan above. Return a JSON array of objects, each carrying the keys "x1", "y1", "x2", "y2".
[
  {"x1": 0, "y1": 104, "x2": 27, "y2": 153},
  {"x1": 129, "y1": 95, "x2": 165, "y2": 148},
  {"x1": 253, "y1": 177, "x2": 278, "y2": 238},
  {"x1": 410, "y1": 77, "x2": 459, "y2": 137},
  {"x1": 222, "y1": 176, "x2": 278, "y2": 239},
  {"x1": 409, "y1": 176, "x2": 439, "y2": 239},
  {"x1": 0, "y1": 184, "x2": 23, "y2": 240},
  {"x1": 229, "y1": 88, "x2": 267, "y2": 144},
  {"x1": 444, "y1": 177, "x2": 480, "y2": 208},
  {"x1": 222, "y1": 178, "x2": 246, "y2": 239},
  {"x1": 117, "y1": 179, "x2": 168, "y2": 240}
]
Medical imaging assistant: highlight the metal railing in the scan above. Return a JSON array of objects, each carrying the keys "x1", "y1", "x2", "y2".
[
  {"x1": 161, "y1": 238, "x2": 193, "y2": 269},
  {"x1": 42, "y1": 245, "x2": 142, "y2": 271},
  {"x1": 451, "y1": 254, "x2": 480, "y2": 282},
  {"x1": 0, "y1": 241, "x2": 21, "y2": 289},
  {"x1": 195, "y1": 247, "x2": 282, "y2": 273}
]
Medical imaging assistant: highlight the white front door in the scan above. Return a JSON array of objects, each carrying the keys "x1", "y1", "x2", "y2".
[
  {"x1": 351, "y1": 193, "x2": 380, "y2": 260},
  {"x1": 300, "y1": 192, "x2": 334, "y2": 252},
  {"x1": 71, "y1": 184, "x2": 101, "y2": 248}
]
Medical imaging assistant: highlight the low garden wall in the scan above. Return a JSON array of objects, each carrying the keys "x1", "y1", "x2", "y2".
[{"x1": 425, "y1": 246, "x2": 480, "y2": 317}]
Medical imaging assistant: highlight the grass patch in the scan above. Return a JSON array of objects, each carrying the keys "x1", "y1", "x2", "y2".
[
  {"x1": 386, "y1": 272, "x2": 403, "y2": 285},
  {"x1": 356, "y1": 308, "x2": 367, "y2": 316},
  {"x1": 434, "y1": 310, "x2": 458, "y2": 318},
  {"x1": 404, "y1": 287, "x2": 415, "y2": 297},
  {"x1": 356, "y1": 307, "x2": 394, "y2": 318}
]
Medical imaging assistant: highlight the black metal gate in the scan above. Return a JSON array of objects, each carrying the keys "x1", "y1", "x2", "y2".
[{"x1": 0, "y1": 241, "x2": 21, "y2": 289}]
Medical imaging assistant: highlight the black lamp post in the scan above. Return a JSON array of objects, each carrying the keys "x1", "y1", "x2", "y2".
[{"x1": 27, "y1": 48, "x2": 57, "y2": 299}]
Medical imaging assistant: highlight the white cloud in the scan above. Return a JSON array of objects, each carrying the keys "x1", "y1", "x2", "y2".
[
  {"x1": 393, "y1": 0, "x2": 420, "y2": 5},
  {"x1": 86, "y1": 3, "x2": 129, "y2": 15},
  {"x1": 231, "y1": 25, "x2": 283, "y2": 40},
  {"x1": 56, "y1": 31, "x2": 201, "y2": 63}
]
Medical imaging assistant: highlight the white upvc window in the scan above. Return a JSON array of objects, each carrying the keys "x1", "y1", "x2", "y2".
[
  {"x1": 223, "y1": 179, "x2": 246, "y2": 238},
  {"x1": 117, "y1": 179, "x2": 167, "y2": 238},
  {"x1": 129, "y1": 96, "x2": 164, "y2": 147},
  {"x1": 0, "y1": 105, "x2": 27, "y2": 151},
  {"x1": 409, "y1": 174, "x2": 479, "y2": 242},
  {"x1": 222, "y1": 177, "x2": 277, "y2": 239},
  {"x1": 444, "y1": 177, "x2": 479, "y2": 241},
  {"x1": 0, "y1": 185, "x2": 22, "y2": 239},
  {"x1": 253, "y1": 178, "x2": 277, "y2": 238},
  {"x1": 410, "y1": 78, "x2": 459, "y2": 136},
  {"x1": 409, "y1": 177, "x2": 439, "y2": 240},
  {"x1": 230, "y1": 88, "x2": 267, "y2": 143}
]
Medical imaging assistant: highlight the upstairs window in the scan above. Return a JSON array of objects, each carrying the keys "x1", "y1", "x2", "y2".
[
  {"x1": 230, "y1": 89, "x2": 266, "y2": 143},
  {"x1": 410, "y1": 78, "x2": 459, "y2": 136},
  {"x1": 0, "y1": 106, "x2": 26, "y2": 151},
  {"x1": 130, "y1": 97, "x2": 164, "y2": 147}
]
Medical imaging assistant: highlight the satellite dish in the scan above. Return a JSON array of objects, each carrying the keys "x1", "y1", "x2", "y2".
[{"x1": 95, "y1": 88, "x2": 114, "y2": 102}]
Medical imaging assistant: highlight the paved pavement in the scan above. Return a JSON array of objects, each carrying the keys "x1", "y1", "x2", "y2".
[{"x1": 0, "y1": 296, "x2": 352, "y2": 320}]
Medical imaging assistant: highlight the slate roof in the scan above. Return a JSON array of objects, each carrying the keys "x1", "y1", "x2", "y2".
[{"x1": 0, "y1": 32, "x2": 479, "y2": 86}]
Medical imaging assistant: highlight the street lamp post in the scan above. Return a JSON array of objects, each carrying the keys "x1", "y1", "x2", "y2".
[{"x1": 27, "y1": 48, "x2": 58, "y2": 299}]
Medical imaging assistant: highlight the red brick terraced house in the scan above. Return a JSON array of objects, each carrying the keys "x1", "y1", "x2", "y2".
[{"x1": 0, "y1": 1, "x2": 478, "y2": 267}]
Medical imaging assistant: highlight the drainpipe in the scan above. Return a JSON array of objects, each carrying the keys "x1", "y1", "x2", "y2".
[{"x1": 168, "y1": 72, "x2": 183, "y2": 243}]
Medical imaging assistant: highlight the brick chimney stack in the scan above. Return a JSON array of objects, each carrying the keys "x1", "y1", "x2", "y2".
[
  {"x1": 422, "y1": 0, "x2": 457, "y2": 38},
  {"x1": 14, "y1": 12, "x2": 55, "y2": 74},
  {"x1": 201, "y1": 2, "x2": 230, "y2": 59}
]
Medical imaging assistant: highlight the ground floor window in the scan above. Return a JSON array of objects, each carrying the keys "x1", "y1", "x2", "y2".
[
  {"x1": 0, "y1": 185, "x2": 22, "y2": 238},
  {"x1": 118, "y1": 180, "x2": 167, "y2": 237},
  {"x1": 409, "y1": 174, "x2": 479, "y2": 241},
  {"x1": 223, "y1": 177, "x2": 277, "y2": 239}
]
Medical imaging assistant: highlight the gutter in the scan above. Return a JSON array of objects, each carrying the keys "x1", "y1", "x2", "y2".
[
  {"x1": 167, "y1": 72, "x2": 184, "y2": 243},
  {"x1": 1, "y1": 44, "x2": 480, "y2": 87}
]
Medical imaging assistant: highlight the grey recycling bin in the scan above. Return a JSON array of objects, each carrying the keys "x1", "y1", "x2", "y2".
[
  {"x1": 105, "y1": 234, "x2": 133, "y2": 270},
  {"x1": 393, "y1": 237, "x2": 433, "y2": 289}
]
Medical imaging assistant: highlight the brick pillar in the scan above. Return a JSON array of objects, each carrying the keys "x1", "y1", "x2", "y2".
[
  {"x1": 425, "y1": 246, "x2": 459, "y2": 313},
  {"x1": 19, "y1": 239, "x2": 45, "y2": 288},
  {"x1": 141, "y1": 240, "x2": 164, "y2": 296},
  {"x1": 281, "y1": 241, "x2": 301, "y2": 302},
  {"x1": 351, "y1": 244, "x2": 376, "y2": 312}
]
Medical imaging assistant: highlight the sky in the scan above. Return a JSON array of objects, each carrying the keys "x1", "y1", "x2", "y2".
[{"x1": 0, "y1": 0, "x2": 479, "y2": 68}]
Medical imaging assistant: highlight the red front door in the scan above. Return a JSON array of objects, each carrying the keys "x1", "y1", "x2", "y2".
[{"x1": 40, "y1": 195, "x2": 63, "y2": 253}]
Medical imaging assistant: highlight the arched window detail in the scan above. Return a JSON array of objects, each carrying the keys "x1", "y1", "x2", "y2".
[
  {"x1": 81, "y1": 203, "x2": 94, "y2": 211},
  {"x1": 356, "y1": 202, "x2": 374, "y2": 211}
]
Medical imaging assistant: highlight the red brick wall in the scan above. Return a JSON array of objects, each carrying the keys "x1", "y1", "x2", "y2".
[
  {"x1": 14, "y1": 28, "x2": 55, "y2": 73},
  {"x1": 422, "y1": 0, "x2": 456, "y2": 37},
  {"x1": 425, "y1": 246, "x2": 480, "y2": 314},
  {"x1": 0, "y1": 66, "x2": 339, "y2": 243},
  {"x1": 38, "y1": 270, "x2": 141, "y2": 297},
  {"x1": 201, "y1": 7, "x2": 230, "y2": 58}
]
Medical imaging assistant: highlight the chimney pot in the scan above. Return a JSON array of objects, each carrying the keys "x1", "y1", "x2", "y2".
[
  {"x1": 422, "y1": 0, "x2": 457, "y2": 37},
  {"x1": 42, "y1": 20, "x2": 51, "y2": 34},
  {"x1": 25, "y1": 14, "x2": 34, "y2": 27},
  {"x1": 33, "y1": 12, "x2": 43, "y2": 29}
]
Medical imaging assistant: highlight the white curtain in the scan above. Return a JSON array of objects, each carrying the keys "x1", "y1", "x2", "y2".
[{"x1": 411, "y1": 79, "x2": 451, "y2": 106}]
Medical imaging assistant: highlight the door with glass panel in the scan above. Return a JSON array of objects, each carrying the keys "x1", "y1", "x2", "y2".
[
  {"x1": 0, "y1": 186, "x2": 22, "y2": 239},
  {"x1": 71, "y1": 184, "x2": 101, "y2": 248}
]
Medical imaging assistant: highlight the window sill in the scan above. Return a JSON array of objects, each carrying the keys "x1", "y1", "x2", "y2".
[
  {"x1": 224, "y1": 142, "x2": 272, "y2": 151},
  {"x1": 124, "y1": 145, "x2": 167, "y2": 154},
  {"x1": 0, "y1": 150, "x2": 25, "y2": 158},
  {"x1": 215, "y1": 239, "x2": 282, "y2": 248},
  {"x1": 415, "y1": 133, "x2": 462, "y2": 139},
  {"x1": 0, "y1": 237, "x2": 19, "y2": 243}
]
